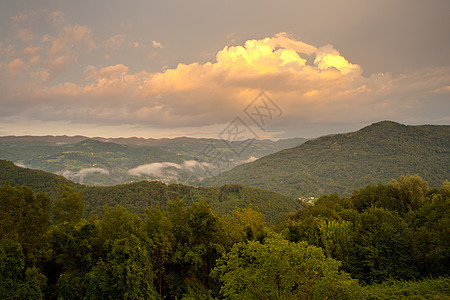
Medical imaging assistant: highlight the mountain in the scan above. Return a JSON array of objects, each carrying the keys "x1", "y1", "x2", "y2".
[
  {"x1": 0, "y1": 139, "x2": 185, "y2": 186},
  {"x1": 0, "y1": 136, "x2": 307, "y2": 186},
  {"x1": 202, "y1": 121, "x2": 450, "y2": 197},
  {"x1": 0, "y1": 159, "x2": 80, "y2": 198},
  {"x1": 0, "y1": 159, "x2": 303, "y2": 223}
]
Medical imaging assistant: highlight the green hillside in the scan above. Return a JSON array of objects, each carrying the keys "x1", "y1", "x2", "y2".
[
  {"x1": 0, "y1": 159, "x2": 302, "y2": 223},
  {"x1": 0, "y1": 159, "x2": 79, "y2": 198},
  {"x1": 203, "y1": 121, "x2": 450, "y2": 197},
  {"x1": 0, "y1": 136, "x2": 306, "y2": 186},
  {"x1": 0, "y1": 139, "x2": 187, "y2": 186}
]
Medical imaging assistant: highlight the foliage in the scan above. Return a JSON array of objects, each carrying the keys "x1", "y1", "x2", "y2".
[
  {"x1": 407, "y1": 182, "x2": 450, "y2": 276},
  {"x1": 363, "y1": 277, "x2": 450, "y2": 299},
  {"x1": 204, "y1": 121, "x2": 450, "y2": 197},
  {"x1": 0, "y1": 184, "x2": 50, "y2": 259},
  {"x1": 213, "y1": 233, "x2": 361, "y2": 299},
  {"x1": 278, "y1": 175, "x2": 449, "y2": 284},
  {"x1": 0, "y1": 159, "x2": 78, "y2": 199},
  {"x1": 52, "y1": 186, "x2": 85, "y2": 224},
  {"x1": 85, "y1": 235, "x2": 157, "y2": 299},
  {"x1": 0, "y1": 174, "x2": 448, "y2": 299},
  {"x1": 347, "y1": 207, "x2": 417, "y2": 283},
  {"x1": 0, "y1": 159, "x2": 304, "y2": 223},
  {"x1": 0, "y1": 239, "x2": 46, "y2": 299}
]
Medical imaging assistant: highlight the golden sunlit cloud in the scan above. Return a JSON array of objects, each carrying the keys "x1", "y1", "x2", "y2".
[
  {"x1": 1, "y1": 25, "x2": 449, "y2": 137},
  {"x1": 152, "y1": 41, "x2": 163, "y2": 48}
]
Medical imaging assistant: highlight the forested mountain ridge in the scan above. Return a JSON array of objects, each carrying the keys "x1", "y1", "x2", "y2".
[
  {"x1": 0, "y1": 159, "x2": 303, "y2": 223},
  {"x1": 0, "y1": 135, "x2": 307, "y2": 186},
  {"x1": 0, "y1": 159, "x2": 79, "y2": 198},
  {"x1": 203, "y1": 121, "x2": 450, "y2": 197}
]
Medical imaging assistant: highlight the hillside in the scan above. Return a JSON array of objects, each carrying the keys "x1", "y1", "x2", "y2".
[
  {"x1": 202, "y1": 121, "x2": 450, "y2": 197},
  {"x1": 0, "y1": 136, "x2": 306, "y2": 186},
  {"x1": 0, "y1": 159, "x2": 79, "y2": 198},
  {"x1": 0, "y1": 159, "x2": 302, "y2": 223}
]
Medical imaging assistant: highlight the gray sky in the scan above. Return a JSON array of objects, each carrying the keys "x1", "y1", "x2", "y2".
[{"x1": 0, "y1": 0, "x2": 449, "y2": 138}]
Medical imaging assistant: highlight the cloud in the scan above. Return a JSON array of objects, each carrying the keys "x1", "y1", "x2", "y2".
[
  {"x1": 128, "y1": 160, "x2": 214, "y2": 178},
  {"x1": 1, "y1": 29, "x2": 449, "y2": 137},
  {"x1": 103, "y1": 34, "x2": 126, "y2": 48},
  {"x1": 49, "y1": 24, "x2": 95, "y2": 55},
  {"x1": 181, "y1": 160, "x2": 213, "y2": 171},
  {"x1": 3, "y1": 10, "x2": 97, "y2": 83},
  {"x1": 23, "y1": 46, "x2": 41, "y2": 56},
  {"x1": 14, "y1": 162, "x2": 28, "y2": 168},
  {"x1": 242, "y1": 156, "x2": 258, "y2": 163},
  {"x1": 152, "y1": 41, "x2": 163, "y2": 48},
  {"x1": 7, "y1": 58, "x2": 24, "y2": 74},
  {"x1": 128, "y1": 162, "x2": 180, "y2": 177},
  {"x1": 51, "y1": 11, "x2": 65, "y2": 26},
  {"x1": 60, "y1": 167, "x2": 109, "y2": 183},
  {"x1": 17, "y1": 29, "x2": 33, "y2": 42}
]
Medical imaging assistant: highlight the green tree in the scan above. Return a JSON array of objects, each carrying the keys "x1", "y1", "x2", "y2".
[
  {"x1": 100, "y1": 205, "x2": 144, "y2": 241},
  {"x1": 145, "y1": 206, "x2": 174, "y2": 296},
  {"x1": 45, "y1": 219, "x2": 102, "y2": 297},
  {"x1": 0, "y1": 239, "x2": 46, "y2": 299},
  {"x1": 86, "y1": 235, "x2": 156, "y2": 299},
  {"x1": 164, "y1": 199, "x2": 225, "y2": 298},
  {"x1": 351, "y1": 184, "x2": 391, "y2": 212},
  {"x1": 347, "y1": 208, "x2": 417, "y2": 283},
  {"x1": 388, "y1": 174, "x2": 429, "y2": 212},
  {"x1": 233, "y1": 206, "x2": 267, "y2": 241},
  {"x1": 408, "y1": 181, "x2": 450, "y2": 276},
  {"x1": 213, "y1": 233, "x2": 361, "y2": 299},
  {"x1": 0, "y1": 184, "x2": 50, "y2": 260},
  {"x1": 52, "y1": 186, "x2": 84, "y2": 224}
]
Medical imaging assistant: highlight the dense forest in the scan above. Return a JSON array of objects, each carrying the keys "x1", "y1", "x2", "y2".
[
  {"x1": 1, "y1": 174, "x2": 448, "y2": 299},
  {"x1": 205, "y1": 121, "x2": 450, "y2": 197},
  {"x1": 0, "y1": 159, "x2": 304, "y2": 223}
]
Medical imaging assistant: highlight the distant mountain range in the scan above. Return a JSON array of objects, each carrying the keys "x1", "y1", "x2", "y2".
[
  {"x1": 2, "y1": 121, "x2": 448, "y2": 199},
  {"x1": 0, "y1": 135, "x2": 307, "y2": 186},
  {"x1": 202, "y1": 121, "x2": 450, "y2": 197},
  {"x1": 0, "y1": 159, "x2": 304, "y2": 223}
]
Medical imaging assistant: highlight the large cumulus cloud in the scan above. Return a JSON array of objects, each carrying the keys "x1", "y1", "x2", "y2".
[{"x1": 1, "y1": 11, "x2": 449, "y2": 137}]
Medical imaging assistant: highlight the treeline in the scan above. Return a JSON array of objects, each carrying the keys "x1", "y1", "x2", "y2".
[
  {"x1": 0, "y1": 159, "x2": 304, "y2": 224},
  {"x1": 0, "y1": 175, "x2": 449, "y2": 299},
  {"x1": 81, "y1": 181, "x2": 305, "y2": 224}
]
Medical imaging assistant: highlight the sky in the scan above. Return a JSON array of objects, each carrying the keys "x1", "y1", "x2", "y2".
[{"x1": 0, "y1": 0, "x2": 449, "y2": 139}]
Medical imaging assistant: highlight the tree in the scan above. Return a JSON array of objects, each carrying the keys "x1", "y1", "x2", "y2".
[
  {"x1": 351, "y1": 184, "x2": 391, "y2": 212},
  {"x1": 408, "y1": 181, "x2": 450, "y2": 276},
  {"x1": 0, "y1": 184, "x2": 50, "y2": 259},
  {"x1": 85, "y1": 235, "x2": 156, "y2": 299},
  {"x1": 99, "y1": 205, "x2": 144, "y2": 241},
  {"x1": 213, "y1": 233, "x2": 361, "y2": 299},
  {"x1": 45, "y1": 219, "x2": 102, "y2": 296},
  {"x1": 227, "y1": 206, "x2": 267, "y2": 242},
  {"x1": 166, "y1": 200, "x2": 225, "y2": 298},
  {"x1": 388, "y1": 175, "x2": 429, "y2": 212},
  {"x1": 145, "y1": 206, "x2": 174, "y2": 296},
  {"x1": 52, "y1": 186, "x2": 84, "y2": 224},
  {"x1": 347, "y1": 208, "x2": 417, "y2": 283},
  {"x1": 0, "y1": 239, "x2": 46, "y2": 299}
]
